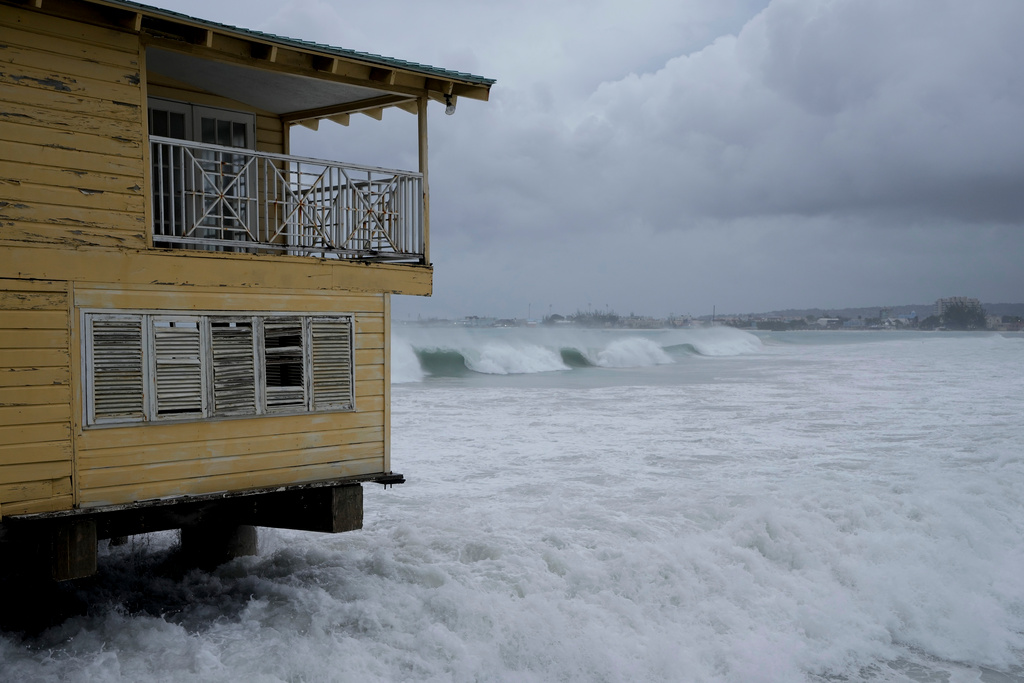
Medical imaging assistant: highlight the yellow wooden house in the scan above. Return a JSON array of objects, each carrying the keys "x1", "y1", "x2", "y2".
[{"x1": 0, "y1": 0, "x2": 492, "y2": 578}]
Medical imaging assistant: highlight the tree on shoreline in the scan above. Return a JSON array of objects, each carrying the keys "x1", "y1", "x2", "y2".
[{"x1": 939, "y1": 302, "x2": 988, "y2": 330}]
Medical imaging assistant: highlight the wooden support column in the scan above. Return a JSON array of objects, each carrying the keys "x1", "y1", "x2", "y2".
[
  {"x1": 418, "y1": 94, "x2": 430, "y2": 265},
  {"x1": 51, "y1": 519, "x2": 97, "y2": 581}
]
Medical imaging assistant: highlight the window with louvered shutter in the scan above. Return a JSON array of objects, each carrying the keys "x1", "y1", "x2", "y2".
[
  {"x1": 263, "y1": 317, "x2": 305, "y2": 410},
  {"x1": 153, "y1": 318, "x2": 204, "y2": 417},
  {"x1": 210, "y1": 318, "x2": 257, "y2": 415},
  {"x1": 84, "y1": 310, "x2": 356, "y2": 427},
  {"x1": 90, "y1": 316, "x2": 145, "y2": 422},
  {"x1": 311, "y1": 317, "x2": 354, "y2": 410}
]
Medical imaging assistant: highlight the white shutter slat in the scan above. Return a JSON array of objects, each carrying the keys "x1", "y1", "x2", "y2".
[
  {"x1": 311, "y1": 317, "x2": 354, "y2": 410},
  {"x1": 153, "y1": 321, "x2": 203, "y2": 416},
  {"x1": 91, "y1": 317, "x2": 145, "y2": 421},
  {"x1": 211, "y1": 319, "x2": 257, "y2": 415}
]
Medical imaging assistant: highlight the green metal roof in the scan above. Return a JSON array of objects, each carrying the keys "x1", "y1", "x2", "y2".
[{"x1": 94, "y1": 0, "x2": 495, "y2": 87}]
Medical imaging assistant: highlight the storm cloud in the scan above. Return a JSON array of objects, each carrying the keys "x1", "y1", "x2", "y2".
[{"x1": 157, "y1": 0, "x2": 1024, "y2": 318}]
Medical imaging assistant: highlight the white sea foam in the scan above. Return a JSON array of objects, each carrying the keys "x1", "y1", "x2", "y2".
[
  {"x1": 390, "y1": 336, "x2": 424, "y2": 383},
  {"x1": 5, "y1": 331, "x2": 1023, "y2": 682},
  {"x1": 589, "y1": 336, "x2": 673, "y2": 367},
  {"x1": 463, "y1": 342, "x2": 568, "y2": 374}
]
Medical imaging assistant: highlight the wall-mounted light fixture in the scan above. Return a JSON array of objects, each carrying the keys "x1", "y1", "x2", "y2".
[{"x1": 444, "y1": 93, "x2": 457, "y2": 116}]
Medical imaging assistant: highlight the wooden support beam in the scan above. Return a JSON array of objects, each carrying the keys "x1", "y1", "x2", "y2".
[
  {"x1": 369, "y1": 67, "x2": 397, "y2": 85},
  {"x1": 397, "y1": 100, "x2": 419, "y2": 115},
  {"x1": 418, "y1": 94, "x2": 430, "y2": 266},
  {"x1": 133, "y1": 12, "x2": 143, "y2": 32},
  {"x1": 297, "y1": 119, "x2": 319, "y2": 131},
  {"x1": 251, "y1": 42, "x2": 278, "y2": 62},
  {"x1": 328, "y1": 114, "x2": 350, "y2": 126},
  {"x1": 251, "y1": 485, "x2": 363, "y2": 533},
  {"x1": 281, "y1": 94, "x2": 417, "y2": 125},
  {"x1": 360, "y1": 107, "x2": 383, "y2": 121},
  {"x1": 204, "y1": 29, "x2": 215, "y2": 48},
  {"x1": 312, "y1": 55, "x2": 338, "y2": 73}
]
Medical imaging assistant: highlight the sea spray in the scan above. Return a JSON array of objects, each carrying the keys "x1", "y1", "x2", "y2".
[
  {"x1": 589, "y1": 337, "x2": 672, "y2": 367},
  {"x1": 391, "y1": 337, "x2": 424, "y2": 383}
]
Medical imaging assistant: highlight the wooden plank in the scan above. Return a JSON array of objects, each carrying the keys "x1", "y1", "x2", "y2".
[
  {"x1": 0, "y1": 348, "x2": 69, "y2": 368},
  {"x1": 0, "y1": 329, "x2": 67, "y2": 349},
  {"x1": 0, "y1": 202, "x2": 145, "y2": 232},
  {"x1": 0, "y1": 422, "x2": 71, "y2": 446},
  {"x1": 73, "y1": 286, "x2": 384, "y2": 313},
  {"x1": 0, "y1": 163, "x2": 145, "y2": 196},
  {"x1": 355, "y1": 349, "x2": 384, "y2": 367},
  {"x1": 0, "y1": 493, "x2": 73, "y2": 515},
  {"x1": 0, "y1": 291, "x2": 67, "y2": 310},
  {"x1": 80, "y1": 456, "x2": 385, "y2": 507},
  {"x1": 1, "y1": 246, "x2": 431, "y2": 296},
  {"x1": 0, "y1": 40, "x2": 142, "y2": 89},
  {"x1": 0, "y1": 119, "x2": 142, "y2": 157},
  {"x1": 0, "y1": 62, "x2": 140, "y2": 105},
  {"x1": 0, "y1": 460, "x2": 73, "y2": 485},
  {"x1": 0, "y1": 26, "x2": 141, "y2": 68},
  {"x1": 0, "y1": 5, "x2": 140, "y2": 53},
  {"x1": 0, "y1": 101, "x2": 146, "y2": 143},
  {"x1": 0, "y1": 384, "x2": 70, "y2": 406},
  {"x1": 355, "y1": 378, "x2": 383, "y2": 397},
  {"x1": 0, "y1": 403, "x2": 71, "y2": 427},
  {"x1": 0, "y1": 310, "x2": 68, "y2": 329},
  {"x1": 1, "y1": 181, "x2": 146, "y2": 214},
  {"x1": 0, "y1": 367, "x2": 70, "y2": 388},
  {"x1": 79, "y1": 409, "x2": 384, "y2": 450},
  {"x1": 0, "y1": 479, "x2": 55, "y2": 503},
  {"x1": 0, "y1": 441, "x2": 72, "y2": 466},
  {"x1": 355, "y1": 332, "x2": 384, "y2": 351},
  {"x1": 80, "y1": 441, "x2": 383, "y2": 491},
  {"x1": 355, "y1": 364, "x2": 384, "y2": 382},
  {"x1": 355, "y1": 317, "x2": 385, "y2": 335},
  {"x1": 79, "y1": 424, "x2": 384, "y2": 469},
  {"x1": 0, "y1": 82, "x2": 142, "y2": 123},
  {"x1": 0, "y1": 223, "x2": 147, "y2": 250},
  {"x1": 0, "y1": 139, "x2": 144, "y2": 177},
  {"x1": 0, "y1": 278, "x2": 66, "y2": 292}
]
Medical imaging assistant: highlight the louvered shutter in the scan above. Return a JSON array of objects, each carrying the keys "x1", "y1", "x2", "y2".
[
  {"x1": 153, "y1": 318, "x2": 204, "y2": 417},
  {"x1": 90, "y1": 316, "x2": 145, "y2": 422},
  {"x1": 311, "y1": 316, "x2": 354, "y2": 410},
  {"x1": 263, "y1": 317, "x2": 305, "y2": 410},
  {"x1": 210, "y1": 318, "x2": 257, "y2": 415}
]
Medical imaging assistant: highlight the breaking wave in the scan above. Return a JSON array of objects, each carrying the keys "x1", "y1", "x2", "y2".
[{"x1": 392, "y1": 326, "x2": 761, "y2": 380}]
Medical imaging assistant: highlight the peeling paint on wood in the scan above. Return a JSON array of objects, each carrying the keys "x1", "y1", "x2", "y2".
[{"x1": 4, "y1": 74, "x2": 74, "y2": 92}]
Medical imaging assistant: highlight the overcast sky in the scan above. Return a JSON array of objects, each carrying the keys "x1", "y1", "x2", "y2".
[{"x1": 154, "y1": 0, "x2": 1024, "y2": 319}]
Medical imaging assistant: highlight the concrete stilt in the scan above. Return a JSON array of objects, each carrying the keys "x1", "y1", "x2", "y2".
[{"x1": 179, "y1": 523, "x2": 258, "y2": 569}]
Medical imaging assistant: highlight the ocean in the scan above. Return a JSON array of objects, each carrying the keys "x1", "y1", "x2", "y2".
[{"x1": 2, "y1": 326, "x2": 1023, "y2": 682}]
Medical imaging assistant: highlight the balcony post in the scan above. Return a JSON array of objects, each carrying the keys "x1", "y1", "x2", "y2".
[{"x1": 418, "y1": 94, "x2": 430, "y2": 265}]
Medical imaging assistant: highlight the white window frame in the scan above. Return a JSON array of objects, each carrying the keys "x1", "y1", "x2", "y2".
[{"x1": 82, "y1": 310, "x2": 355, "y2": 427}]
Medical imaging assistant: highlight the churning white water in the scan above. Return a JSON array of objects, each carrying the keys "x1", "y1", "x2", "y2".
[{"x1": 3, "y1": 328, "x2": 1023, "y2": 682}]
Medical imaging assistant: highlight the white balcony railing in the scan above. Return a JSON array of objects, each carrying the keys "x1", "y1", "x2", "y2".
[{"x1": 150, "y1": 136, "x2": 425, "y2": 261}]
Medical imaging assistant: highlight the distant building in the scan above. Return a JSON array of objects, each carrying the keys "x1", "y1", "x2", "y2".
[{"x1": 935, "y1": 297, "x2": 981, "y2": 317}]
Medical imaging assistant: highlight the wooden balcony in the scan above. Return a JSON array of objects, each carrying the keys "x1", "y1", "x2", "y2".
[{"x1": 150, "y1": 137, "x2": 425, "y2": 262}]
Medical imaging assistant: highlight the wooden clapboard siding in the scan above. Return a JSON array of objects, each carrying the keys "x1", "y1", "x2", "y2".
[
  {"x1": 0, "y1": 279, "x2": 73, "y2": 517},
  {"x1": 73, "y1": 285, "x2": 388, "y2": 508},
  {"x1": 80, "y1": 456, "x2": 383, "y2": 508},
  {"x1": 0, "y1": 7, "x2": 147, "y2": 252}
]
